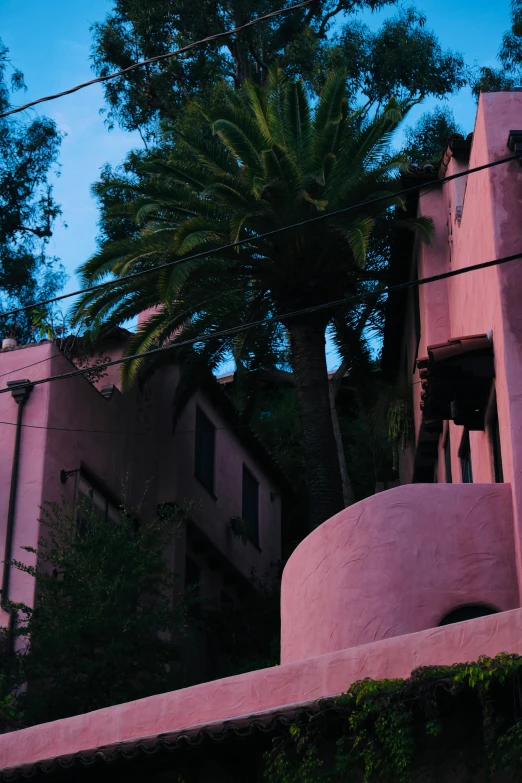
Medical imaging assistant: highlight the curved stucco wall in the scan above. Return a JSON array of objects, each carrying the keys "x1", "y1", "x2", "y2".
[{"x1": 281, "y1": 483, "x2": 519, "y2": 664}]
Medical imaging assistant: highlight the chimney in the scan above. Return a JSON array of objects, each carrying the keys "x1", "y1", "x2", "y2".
[{"x1": 2, "y1": 337, "x2": 17, "y2": 350}]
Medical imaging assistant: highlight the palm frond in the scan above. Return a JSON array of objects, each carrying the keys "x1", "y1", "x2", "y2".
[
  {"x1": 266, "y1": 65, "x2": 288, "y2": 150},
  {"x1": 313, "y1": 70, "x2": 347, "y2": 136},
  {"x1": 343, "y1": 216, "x2": 375, "y2": 268},
  {"x1": 284, "y1": 80, "x2": 312, "y2": 175},
  {"x1": 394, "y1": 215, "x2": 434, "y2": 244},
  {"x1": 243, "y1": 80, "x2": 272, "y2": 145},
  {"x1": 211, "y1": 119, "x2": 264, "y2": 179}
]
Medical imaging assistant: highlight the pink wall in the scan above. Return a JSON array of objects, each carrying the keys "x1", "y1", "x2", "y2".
[
  {"x1": 438, "y1": 96, "x2": 511, "y2": 490},
  {"x1": 416, "y1": 188, "x2": 451, "y2": 354},
  {"x1": 0, "y1": 343, "x2": 54, "y2": 621},
  {"x1": 2, "y1": 607, "x2": 522, "y2": 772},
  {"x1": 281, "y1": 482, "x2": 518, "y2": 663},
  {"x1": 5, "y1": 93, "x2": 522, "y2": 777},
  {"x1": 0, "y1": 340, "x2": 281, "y2": 619},
  {"x1": 163, "y1": 382, "x2": 281, "y2": 583},
  {"x1": 399, "y1": 93, "x2": 522, "y2": 598}
]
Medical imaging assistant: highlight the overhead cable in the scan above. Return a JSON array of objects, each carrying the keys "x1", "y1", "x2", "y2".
[
  {"x1": 2, "y1": 151, "x2": 520, "y2": 321},
  {"x1": 3, "y1": 248, "x2": 522, "y2": 396},
  {"x1": 0, "y1": 0, "x2": 315, "y2": 119}
]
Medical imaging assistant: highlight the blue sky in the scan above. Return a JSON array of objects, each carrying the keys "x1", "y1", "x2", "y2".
[{"x1": 0, "y1": 0, "x2": 512, "y2": 366}]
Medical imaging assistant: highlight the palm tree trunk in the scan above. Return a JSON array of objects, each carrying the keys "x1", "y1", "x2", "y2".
[
  {"x1": 329, "y1": 383, "x2": 356, "y2": 507},
  {"x1": 288, "y1": 317, "x2": 345, "y2": 529}
]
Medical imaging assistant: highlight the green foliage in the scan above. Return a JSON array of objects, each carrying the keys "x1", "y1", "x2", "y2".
[
  {"x1": 265, "y1": 654, "x2": 522, "y2": 782},
  {"x1": 243, "y1": 369, "x2": 399, "y2": 530},
  {"x1": 404, "y1": 106, "x2": 464, "y2": 165},
  {"x1": 90, "y1": 1, "x2": 467, "y2": 141},
  {"x1": 72, "y1": 68, "x2": 428, "y2": 399},
  {"x1": 387, "y1": 396, "x2": 414, "y2": 471},
  {"x1": 73, "y1": 69, "x2": 431, "y2": 527},
  {"x1": 499, "y1": 0, "x2": 522, "y2": 74},
  {"x1": 325, "y1": 8, "x2": 468, "y2": 105},
  {"x1": 203, "y1": 572, "x2": 281, "y2": 678},
  {"x1": 332, "y1": 362, "x2": 400, "y2": 499},
  {"x1": 249, "y1": 384, "x2": 305, "y2": 492},
  {"x1": 2, "y1": 496, "x2": 190, "y2": 726},
  {"x1": 0, "y1": 40, "x2": 65, "y2": 342},
  {"x1": 472, "y1": 66, "x2": 517, "y2": 98},
  {"x1": 472, "y1": 0, "x2": 522, "y2": 96},
  {"x1": 0, "y1": 654, "x2": 20, "y2": 732}
]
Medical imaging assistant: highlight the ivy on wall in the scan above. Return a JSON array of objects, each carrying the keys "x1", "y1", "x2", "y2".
[{"x1": 264, "y1": 654, "x2": 522, "y2": 782}]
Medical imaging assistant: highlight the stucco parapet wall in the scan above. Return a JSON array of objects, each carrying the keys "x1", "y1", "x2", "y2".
[
  {"x1": 2, "y1": 608, "x2": 522, "y2": 773},
  {"x1": 281, "y1": 483, "x2": 518, "y2": 663}
]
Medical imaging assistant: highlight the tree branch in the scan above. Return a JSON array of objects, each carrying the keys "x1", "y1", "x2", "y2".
[
  {"x1": 305, "y1": 0, "x2": 323, "y2": 25},
  {"x1": 329, "y1": 282, "x2": 386, "y2": 394},
  {"x1": 19, "y1": 225, "x2": 52, "y2": 239},
  {"x1": 317, "y1": 2, "x2": 345, "y2": 37},
  {"x1": 249, "y1": 45, "x2": 270, "y2": 72},
  {"x1": 330, "y1": 356, "x2": 351, "y2": 390}
]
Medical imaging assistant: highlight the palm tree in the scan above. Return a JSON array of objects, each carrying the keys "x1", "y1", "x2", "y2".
[{"x1": 72, "y1": 68, "x2": 430, "y2": 529}]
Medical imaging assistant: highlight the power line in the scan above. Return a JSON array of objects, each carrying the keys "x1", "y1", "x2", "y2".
[
  {"x1": 0, "y1": 349, "x2": 70, "y2": 381},
  {"x1": 3, "y1": 248, "x2": 522, "y2": 397},
  {"x1": 0, "y1": 289, "x2": 249, "y2": 382},
  {"x1": 2, "y1": 151, "x2": 520, "y2": 322},
  {"x1": 0, "y1": 0, "x2": 315, "y2": 120},
  {"x1": 0, "y1": 418, "x2": 245, "y2": 437}
]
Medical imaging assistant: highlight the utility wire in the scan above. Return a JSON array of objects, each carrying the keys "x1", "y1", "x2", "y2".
[
  {"x1": 0, "y1": 289, "x2": 249, "y2": 382},
  {"x1": 0, "y1": 347, "x2": 78, "y2": 381},
  {"x1": 3, "y1": 248, "x2": 522, "y2": 396},
  {"x1": 0, "y1": 419, "x2": 245, "y2": 436},
  {"x1": 1, "y1": 152, "x2": 519, "y2": 383},
  {"x1": 2, "y1": 151, "x2": 520, "y2": 322},
  {"x1": 0, "y1": 0, "x2": 315, "y2": 120}
]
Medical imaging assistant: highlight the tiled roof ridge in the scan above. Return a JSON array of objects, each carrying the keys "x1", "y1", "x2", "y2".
[{"x1": 0, "y1": 698, "x2": 337, "y2": 780}]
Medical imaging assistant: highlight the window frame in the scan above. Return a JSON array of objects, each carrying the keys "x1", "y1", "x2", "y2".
[{"x1": 76, "y1": 464, "x2": 121, "y2": 526}]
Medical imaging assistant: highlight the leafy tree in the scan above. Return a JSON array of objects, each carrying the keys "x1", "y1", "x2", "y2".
[
  {"x1": 240, "y1": 364, "x2": 397, "y2": 551},
  {"x1": 0, "y1": 40, "x2": 66, "y2": 343},
  {"x1": 472, "y1": 66, "x2": 517, "y2": 96},
  {"x1": 498, "y1": 0, "x2": 522, "y2": 74},
  {"x1": 472, "y1": 0, "x2": 522, "y2": 96},
  {"x1": 3, "y1": 497, "x2": 189, "y2": 726},
  {"x1": 90, "y1": 2, "x2": 467, "y2": 142},
  {"x1": 404, "y1": 106, "x2": 464, "y2": 165},
  {"x1": 72, "y1": 69, "x2": 431, "y2": 528},
  {"x1": 323, "y1": 8, "x2": 468, "y2": 105}
]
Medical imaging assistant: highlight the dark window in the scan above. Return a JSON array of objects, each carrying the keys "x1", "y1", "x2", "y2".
[
  {"x1": 76, "y1": 469, "x2": 120, "y2": 534},
  {"x1": 444, "y1": 431, "x2": 452, "y2": 483},
  {"x1": 460, "y1": 430, "x2": 473, "y2": 484},
  {"x1": 490, "y1": 406, "x2": 504, "y2": 483},
  {"x1": 195, "y1": 407, "x2": 215, "y2": 494},
  {"x1": 439, "y1": 605, "x2": 497, "y2": 626},
  {"x1": 242, "y1": 465, "x2": 259, "y2": 547}
]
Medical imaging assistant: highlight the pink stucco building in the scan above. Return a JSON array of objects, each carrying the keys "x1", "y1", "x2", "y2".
[
  {"x1": 0, "y1": 329, "x2": 284, "y2": 677},
  {"x1": 2, "y1": 90, "x2": 522, "y2": 780}
]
